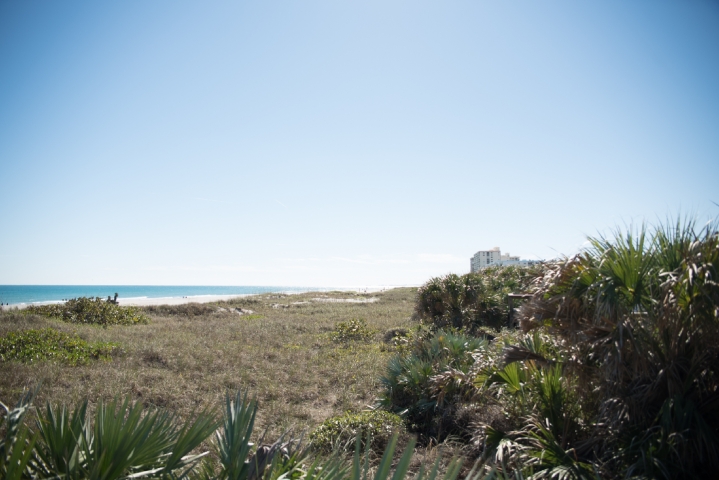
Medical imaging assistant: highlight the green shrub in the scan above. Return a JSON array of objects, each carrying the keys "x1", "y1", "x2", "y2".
[
  {"x1": 378, "y1": 330, "x2": 487, "y2": 438},
  {"x1": 331, "y1": 318, "x2": 377, "y2": 344},
  {"x1": 382, "y1": 327, "x2": 420, "y2": 355},
  {"x1": 415, "y1": 266, "x2": 540, "y2": 332},
  {"x1": 26, "y1": 297, "x2": 149, "y2": 326},
  {"x1": 309, "y1": 410, "x2": 406, "y2": 454},
  {"x1": 0, "y1": 329, "x2": 119, "y2": 365}
]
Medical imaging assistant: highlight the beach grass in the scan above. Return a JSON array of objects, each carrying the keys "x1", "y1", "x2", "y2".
[{"x1": 0, "y1": 288, "x2": 417, "y2": 441}]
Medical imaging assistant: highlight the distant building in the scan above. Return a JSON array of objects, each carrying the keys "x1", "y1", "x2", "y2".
[{"x1": 470, "y1": 247, "x2": 537, "y2": 272}]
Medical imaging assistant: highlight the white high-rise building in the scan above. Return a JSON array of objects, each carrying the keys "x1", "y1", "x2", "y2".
[{"x1": 470, "y1": 247, "x2": 536, "y2": 272}]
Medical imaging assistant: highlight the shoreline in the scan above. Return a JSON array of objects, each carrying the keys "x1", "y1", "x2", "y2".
[{"x1": 0, "y1": 286, "x2": 402, "y2": 310}]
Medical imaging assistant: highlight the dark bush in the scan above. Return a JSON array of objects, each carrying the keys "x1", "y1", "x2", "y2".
[
  {"x1": 516, "y1": 220, "x2": 719, "y2": 478},
  {"x1": 415, "y1": 266, "x2": 540, "y2": 332},
  {"x1": 378, "y1": 330, "x2": 488, "y2": 439}
]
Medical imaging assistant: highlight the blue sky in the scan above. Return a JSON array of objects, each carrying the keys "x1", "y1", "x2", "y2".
[{"x1": 1, "y1": 0, "x2": 718, "y2": 286}]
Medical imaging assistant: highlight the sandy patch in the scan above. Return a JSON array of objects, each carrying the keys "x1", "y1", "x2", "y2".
[
  {"x1": 311, "y1": 297, "x2": 379, "y2": 303},
  {"x1": 117, "y1": 295, "x2": 248, "y2": 307}
]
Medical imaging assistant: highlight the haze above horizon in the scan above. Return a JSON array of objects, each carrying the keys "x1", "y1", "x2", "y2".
[{"x1": 1, "y1": 1, "x2": 717, "y2": 286}]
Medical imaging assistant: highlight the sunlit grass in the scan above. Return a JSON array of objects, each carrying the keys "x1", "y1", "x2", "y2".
[{"x1": 0, "y1": 288, "x2": 417, "y2": 440}]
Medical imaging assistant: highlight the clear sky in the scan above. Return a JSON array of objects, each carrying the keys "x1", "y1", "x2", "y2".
[{"x1": 1, "y1": 0, "x2": 718, "y2": 286}]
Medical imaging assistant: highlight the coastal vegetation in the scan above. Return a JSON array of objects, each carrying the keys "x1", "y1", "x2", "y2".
[
  {"x1": 1, "y1": 391, "x2": 460, "y2": 480},
  {"x1": 414, "y1": 266, "x2": 539, "y2": 333},
  {"x1": 387, "y1": 219, "x2": 718, "y2": 478},
  {"x1": 378, "y1": 330, "x2": 487, "y2": 440},
  {"x1": 25, "y1": 297, "x2": 149, "y2": 326},
  {"x1": 1, "y1": 218, "x2": 717, "y2": 479},
  {"x1": 331, "y1": 318, "x2": 377, "y2": 344},
  {"x1": 0, "y1": 329, "x2": 119, "y2": 365},
  {"x1": 1, "y1": 289, "x2": 415, "y2": 442},
  {"x1": 309, "y1": 410, "x2": 406, "y2": 454}
]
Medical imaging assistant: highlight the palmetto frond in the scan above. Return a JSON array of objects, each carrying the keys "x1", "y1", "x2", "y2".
[
  {"x1": 0, "y1": 389, "x2": 38, "y2": 480},
  {"x1": 515, "y1": 218, "x2": 719, "y2": 477},
  {"x1": 34, "y1": 395, "x2": 217, "y2": 480}
]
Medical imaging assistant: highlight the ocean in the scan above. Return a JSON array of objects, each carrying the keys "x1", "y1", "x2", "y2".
[{"x1": 0, "y1": 285, "x2": 325, "y2": 306}]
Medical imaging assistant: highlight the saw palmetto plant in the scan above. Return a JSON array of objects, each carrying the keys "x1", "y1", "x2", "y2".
[
  {"x1": 415, "y1": 267, "x2": 541, "y2": 333},
  {"x1": 1, "y1": 388, "x2": 501, "y2": 480},
  {"x1": 515, "y1": 219, "x2": 719, "y2": 478},
  {"x1": 378, "y1": 331, "x2": 488, "y2": 438},
  {"x1": 32, "y1": 396, "x2": 217, "y2": 479},
  {"x1": 0, "y1": 390, "x2": 37, "y2": 480}
]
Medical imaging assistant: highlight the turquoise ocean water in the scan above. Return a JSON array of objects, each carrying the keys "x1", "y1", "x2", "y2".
[{"x1": 0, "y1": 285, "x2": 323, "y2": 306}]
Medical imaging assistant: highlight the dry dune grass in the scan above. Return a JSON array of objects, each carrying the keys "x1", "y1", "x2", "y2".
[{"x1": 0, "y1": 288, "x2": 417, "y2": 441}]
